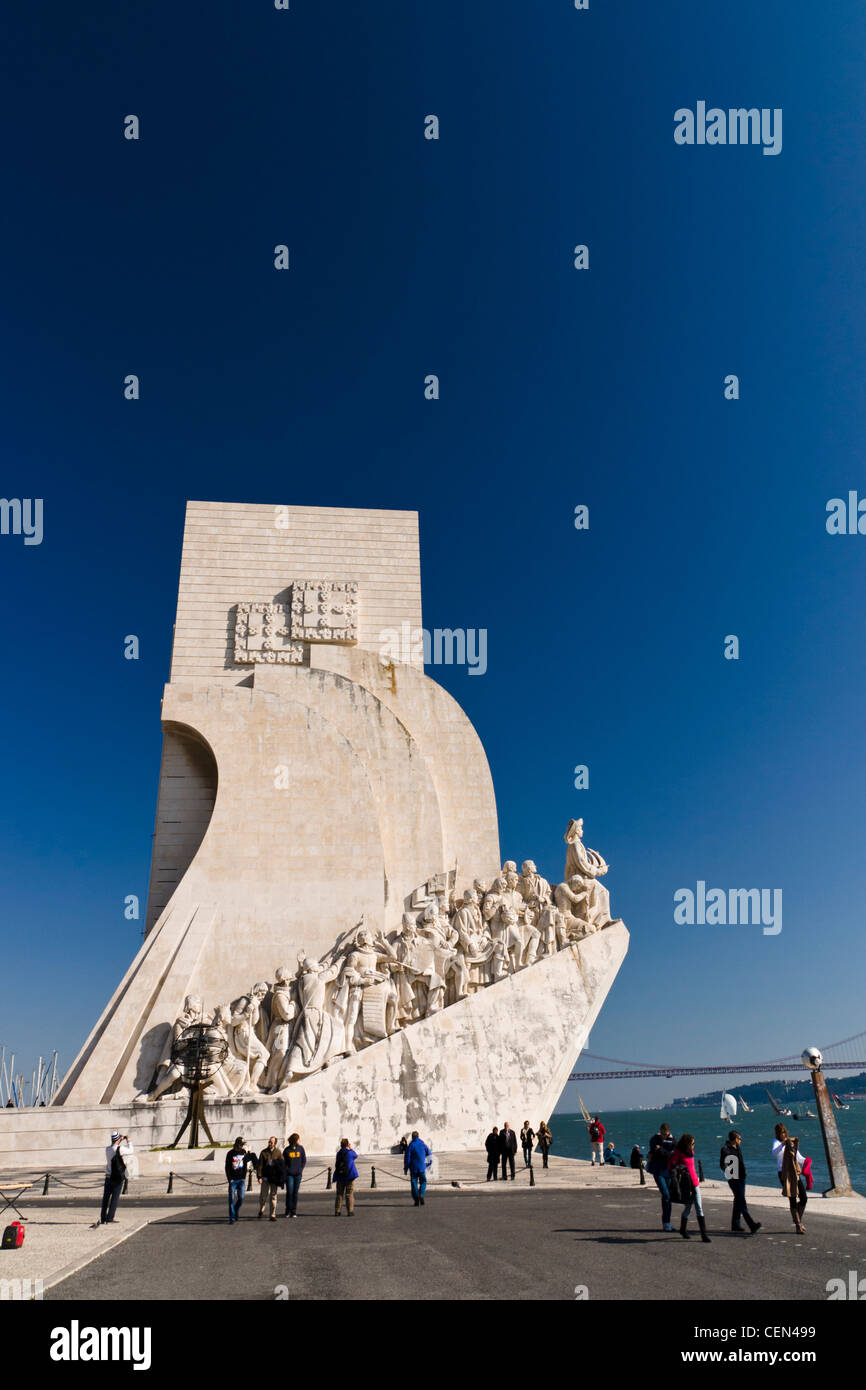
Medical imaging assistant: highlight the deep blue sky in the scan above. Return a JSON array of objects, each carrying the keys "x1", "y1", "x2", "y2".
[{"x1": 2, "y1": 3, "x2": 865, "y2": 1110}]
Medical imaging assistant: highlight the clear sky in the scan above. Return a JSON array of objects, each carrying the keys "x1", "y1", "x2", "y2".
[{"x1": 3, "y1": 3, "x2": 866, "y2": 1111}]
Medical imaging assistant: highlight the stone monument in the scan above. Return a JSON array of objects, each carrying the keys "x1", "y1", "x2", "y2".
[{"x1": 11, "y1": 502, "x2": 629, "y2": 1164}]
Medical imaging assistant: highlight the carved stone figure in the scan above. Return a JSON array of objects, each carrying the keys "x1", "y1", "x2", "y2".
[
  {"x1": 521, "y1": 905, "x2": 541, "y2": 968},
  {"x1": 519, "y1": 860, "x2": 551, "y2": 916},
  {"x1": 482, "y1": 876, "x2": 508, "y2": 932},
  {"x1": 263, "y1": 966, "x2": 297, "y2": 1091},
  {"x1": 564, "y1": 818, "x2": 612, "y2": 928},
  {"x1": 452, "y1": 887, "x2": 493, "y2": 990},
  {"x1": 503, "y1": 871, "x2": 527, "y2": 920},
  {"x1": 538, "y1": 902, "x2": 563, "y2": 956},
  {"x1": 283, "y1": 955, "x2": 343, "y2": 1080},
  {"x1": 341, "y1": 928, "x2": 391, "y2": 1052},
  {"x1": 391, "y1": 913, "x2": 423, "y2": 1024},
  {"x1": 208, "y1": 1004, "x2": 253, "y2": 1097},
  {"x1": 554, "y1": 876, "x2": 594, "y2": 940},
  {"x1": 227, "y1": 994, "x2": 270, "y2": 1092},
  {"x1": 497, "y1": 906, "x2": 524, "y2": 974},
  {"x1": 251, "y1": 981, "x2": 271, "y2": 1046},
  {"x1": 139, "y1": 994, "x2": 204, "y2": 1102}
]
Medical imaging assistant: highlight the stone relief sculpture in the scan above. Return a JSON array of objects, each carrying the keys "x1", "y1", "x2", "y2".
[{"x1": 136, "y1": 819, "x2": 621, "y2": 1103}]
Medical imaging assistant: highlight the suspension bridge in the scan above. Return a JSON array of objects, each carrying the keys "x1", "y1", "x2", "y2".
[{"x1": 569, "y1": 1028, "x2": 866, "y2": 1081}]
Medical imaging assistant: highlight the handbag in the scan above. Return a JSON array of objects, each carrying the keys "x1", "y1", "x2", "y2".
[{"x1": 667, "y1": 1160, "x2": 694, "y2": 1205}]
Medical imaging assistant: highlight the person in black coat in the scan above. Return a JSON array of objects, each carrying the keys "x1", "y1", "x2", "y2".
[
  {"x1": 499, "y1": 1122, "x2": 518, "y2": 1180},
  {"x1": 719, "y1": 1131, "x2": 761, "y2": 1235},
  {"x1": 485, "y1": 1126, "x2": 500, "y2": 1181}
]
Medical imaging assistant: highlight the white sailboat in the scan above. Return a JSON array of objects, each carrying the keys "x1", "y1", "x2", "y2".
[
  {"x1": 738, "y1": 1094, "x2": 752, "y2": 1113},
  {"x1": 720, "y1": 1092, "x2": 737, "y2": 1121}
]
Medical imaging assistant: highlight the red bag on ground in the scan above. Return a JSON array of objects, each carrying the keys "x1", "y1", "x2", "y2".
[{"x1": 1, "y1": 1222, "x2": 25, "y2": 1249}]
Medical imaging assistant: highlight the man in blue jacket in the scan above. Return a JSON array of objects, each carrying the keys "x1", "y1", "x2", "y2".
[{"x1": 404, "y1": 1130, "x2": 431, "y2": 1206}]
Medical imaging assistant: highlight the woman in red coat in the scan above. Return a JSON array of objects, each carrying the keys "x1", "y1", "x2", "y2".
[{"x1": 669, "y1": 1134, "x2": 711, "y2": 1243}]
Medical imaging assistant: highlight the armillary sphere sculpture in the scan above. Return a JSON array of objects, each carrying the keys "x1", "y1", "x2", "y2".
[{"x1": 168, "y1": 1023, "x2": 228, "y2": 1149}]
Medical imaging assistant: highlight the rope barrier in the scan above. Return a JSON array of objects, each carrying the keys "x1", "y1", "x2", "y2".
[{"x1": 23, "y1": 1159, "x2": 627, "y2": 1199}]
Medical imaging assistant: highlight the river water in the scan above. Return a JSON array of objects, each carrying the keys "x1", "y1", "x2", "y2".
[{"x1": 551, "y1": 1104, "x2": 865, "y2": 1195}]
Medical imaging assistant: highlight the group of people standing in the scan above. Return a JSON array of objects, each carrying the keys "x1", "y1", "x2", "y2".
[
  {"x1": 484, "y1": 1120, "x2": 553, "y2": 1179},
  {"x1": 225, "y1": 1132, "x2": 308, "y2": 1222},
  {"x1": 645, "y1": 1119, "x2": 812, "y2": 1241},
  {"x1": 224, "y1": 1130, "x2": 434, "y2": 1220}
]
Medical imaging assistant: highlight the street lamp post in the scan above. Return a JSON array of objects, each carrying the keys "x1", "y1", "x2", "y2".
[{"x1": 802, "y1": 1047, "x2": 854, "y2": 1198}]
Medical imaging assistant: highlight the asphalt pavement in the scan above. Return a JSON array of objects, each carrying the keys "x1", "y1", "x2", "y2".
[{"x1": 47, "y1": 1185, "x2": 864, "y2": 1301}]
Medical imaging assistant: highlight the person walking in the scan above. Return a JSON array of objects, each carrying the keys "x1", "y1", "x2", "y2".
[
  {"x1": 100, "y1": 1131, "x2": 133, "y2": 1225},
  {"x1": 404, "y1": 1130, "x2": 431, "y2": 1206},
  {"x1": 537, "y1": 1120, "x2": 552, "y2": 1169},
  {"x1": 520, "y1": 1121, "x2": 535, "y2": 1167},
  {"x1": 772, "y1": 1124, "x2": 807, "y2": 1234},
  {"x1": 499, "y1": 1121, "x2": 518, "y2": 1180},
  {"x1": 719, "y1": 1131, "x2": 761, "y2": 1235},
  {"x1": 225, "y1": 1135, "x2": 254, "y2": 1224},
  {"x1": 333, "y1": 1137, "x2": 359, "y2": 1216},
  {"x1": 257, "y1": 1136, "x2": 285, "y2": 1222},
  {"x1": 647, "y1": 1121, "x2": 675, "y2": 1231},
  {"x1": 669, "y1": 1134, "x2": 711, "y2": 1243},
  {"x1": 588, "y1": 1116, "x2": 605, "y2": 1165},
  {"x1": 283, "y1": 1133, "x2": 306, "y2": 1218},
  {"x1": 485, "y1": 1126, "x2": 500, "y2": 1181}
]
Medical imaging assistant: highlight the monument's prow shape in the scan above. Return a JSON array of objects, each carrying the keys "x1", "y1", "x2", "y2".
[{"x1": 48, "y1": 501, "x2": 629, "y2": 1155}]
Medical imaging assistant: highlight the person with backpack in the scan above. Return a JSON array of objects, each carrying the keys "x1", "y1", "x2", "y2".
[
  {"x1": 520, "y1": 1122, "x2": 536, "y2": 1168},
  {"x1": 485, "y1": 1126, "x2": 500, "y2": 1181},
  {"x1": 257, "y1": 1136, "x2": 285, "y2": 1222},
  {"x1": 499, "y1": 1121, "x2": 518, "y2": 1180},
  {"x1": 404, "y1": 1130, "x2": 432, "y2": 1205},
  {"x1": 537, "y1": 1120, "x2": 553, "y2": 1169},
  {"x1": 719, "y1": 1131, "x2": 761, "y2": 1235},
  {"x1": 283, "y1": 1133, "x2": 307, "y2": 1218},
  {"x1": 588, "y1": 1116, "x2": 605, "y2": 1164},
  {"x1": 100, "y1": 1130, "x2": 134, "y2": 1225},
  {"x1": 225, "y1": 1135, "x2": 254, "y2": 1224},
  {"x1": 669, "y1": 1134, "x2": 711, "y2": 1243},
  {"x1": 647, "y1": 1122, "x2": 675, "y2": 1231},
  {"x1": 334, "y1": 1137, "x2": 359, "y2": 1215}
]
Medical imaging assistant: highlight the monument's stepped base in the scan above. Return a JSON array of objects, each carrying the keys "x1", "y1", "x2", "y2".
[{"x1": 1, "y1": 925, "x2": 627, "y2": 1169}]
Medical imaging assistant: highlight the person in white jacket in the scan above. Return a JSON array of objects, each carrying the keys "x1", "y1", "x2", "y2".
[{"x1": 100, "y1": 1130, "x2": 134, "y2": 1225}]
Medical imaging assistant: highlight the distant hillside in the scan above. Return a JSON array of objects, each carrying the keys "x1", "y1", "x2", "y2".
[{"x1": 671, "y1": 1074, "x2": 866, "y2": 1108}]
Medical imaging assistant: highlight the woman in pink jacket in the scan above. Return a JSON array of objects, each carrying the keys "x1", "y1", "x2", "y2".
[{"x1": 669, "y1": 1134, "x2": 711, "y2": 1243}]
